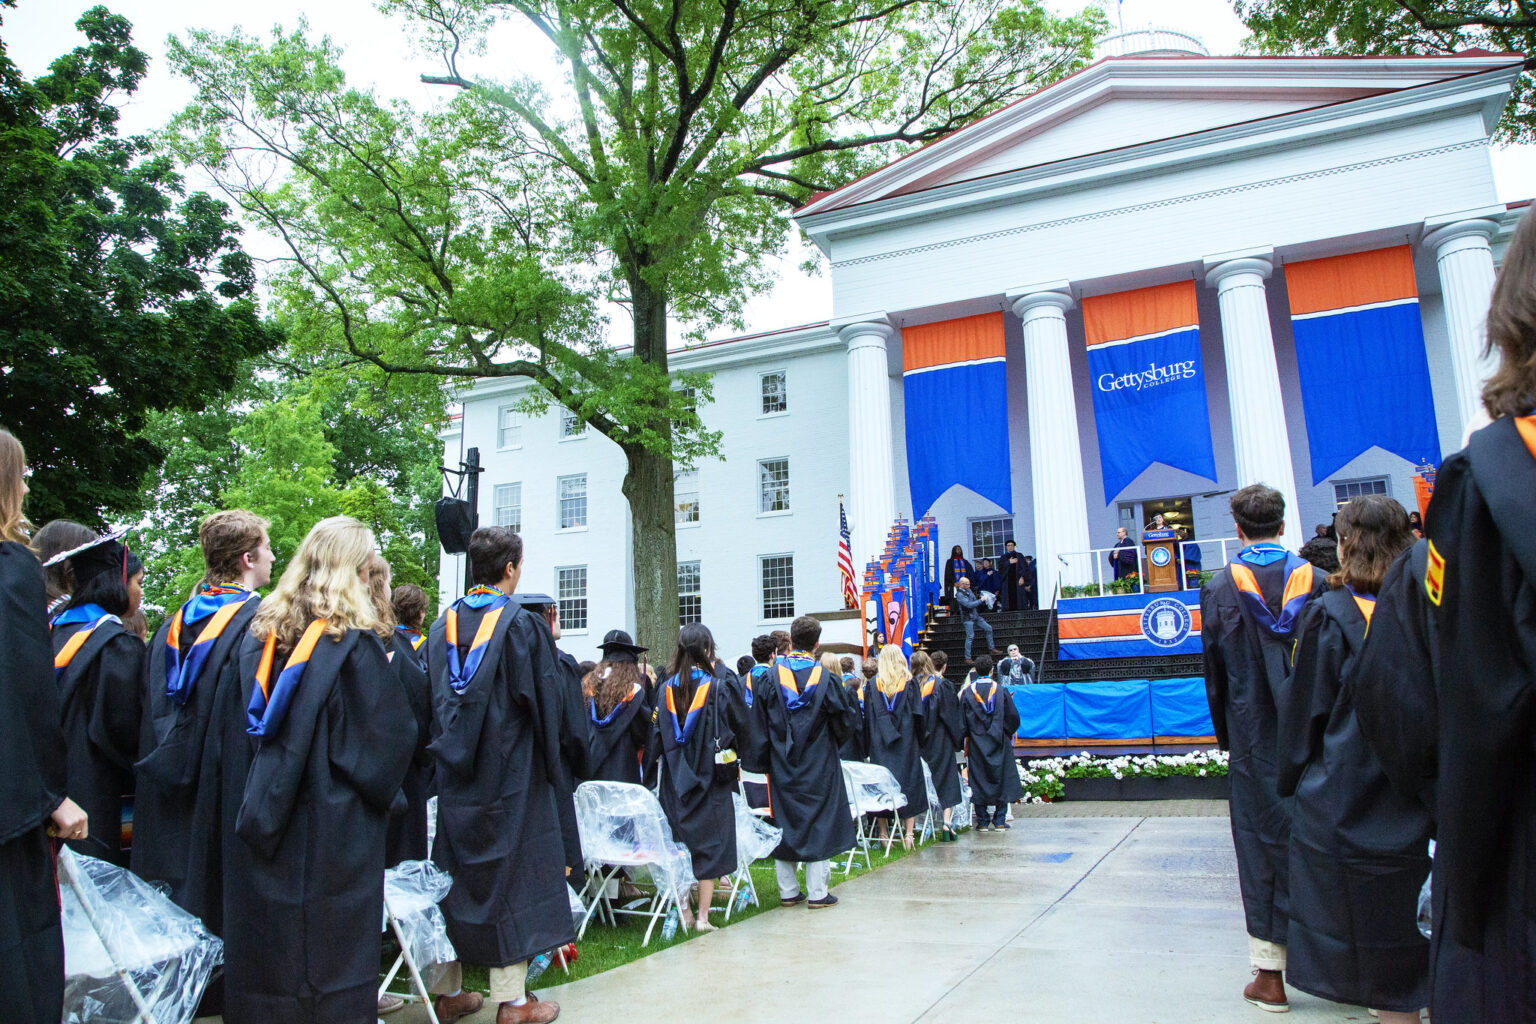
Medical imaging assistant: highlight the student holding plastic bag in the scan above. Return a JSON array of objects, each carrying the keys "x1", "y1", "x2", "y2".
[{"x1": 0, "y1": 426, "x2": 88, "y2": 1024}]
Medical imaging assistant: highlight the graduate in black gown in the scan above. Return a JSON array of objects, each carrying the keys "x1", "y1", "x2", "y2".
[
  {"x1": 220, "y1": 517, "x2": 415, "y2": 1024},
  {"x1": 392, "y1": 582, "x2": 431, "y2": 673},
  {"x1": 133, "y1": 510, "x2": 269, "y2": 912},
  {"x1": 960, "y1": 656, "x2": 1022, "y2": 830},
  {"x1": 942, "y1": 546, "x2": 973, "y2": 610},
  {"x1": 1020, "y1": 555, "x2": 1039, "y2": 610},
  {"x1": 47, "y1": 532, "x2": 145, "y2": 867},
  {"x1": 585, "y1": 640, "x2": 652, "y2": 785},
  {"x1": 913, "y1": 650, "x2": 962, "y2": 841},
  {"x1": 744, "y1": 614, "x2": 858, "y2": 909},
  {"x1": 998, "y1": 540, "x2": 1027, "y2": 611},
  {"x1": 1277, "y1": 496, "x2": 1428, "y2": 1023},
  {"x1": 1201, "y1": 484, "x2": 1326, "y2": 1013},
  {"x1": 368, "y1": 554, "x2": 434, "y2": 868},
  {"x1": 516, "y1": 595, "x2": 592, "y2": 880},
  {"x1": 0, "y1": 429, "x2": 87, "y2": 1024},
  {"x1": 837, "y1": 654, "x2": 866, "y2": 762},
  {"x1": 427, "y1": 527, "x2": 569, "y2": 1024},
  {"x1": 863, "y1": 644, "x2": 928, "y2": 849},
  {"x1": 647, "y1": 623, "x2": 750, "y2": 930}
]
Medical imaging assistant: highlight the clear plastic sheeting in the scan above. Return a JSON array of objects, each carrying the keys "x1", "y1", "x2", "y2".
[
  {"x1": 951, "y1": 779, "x2": 973, "y2": 830},
  {"x1": 568, "y1": 883, "x2": 586, "y2": 929},
  {"x1": 732, "y1": 793, "x2": 782, "y2": 868},
  {"x1": 574, "y1": 780, "x2": 694, "y2": 898},
  {"x1": 383, "y1": 860, "x2": 456, "y2": 989},
  {"x1": 841, "y1": 760, "x2": 908, "y2": 815},
  {"x1": 1417, "y1": 839, "x2": 1436, "y2": 940},
  {"x1": 59, "y1": 847, "x2": 223, "y2": 1024}
]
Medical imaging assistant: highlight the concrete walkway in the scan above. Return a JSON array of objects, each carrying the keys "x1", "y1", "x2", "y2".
[{"x1": 391, "y1": 800, "x2": 1379, "y2": 1023}]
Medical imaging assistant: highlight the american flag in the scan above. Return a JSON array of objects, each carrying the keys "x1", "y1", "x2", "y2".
[{"x1": 838, "y1": 498, "x2": 857, "y2": 609}]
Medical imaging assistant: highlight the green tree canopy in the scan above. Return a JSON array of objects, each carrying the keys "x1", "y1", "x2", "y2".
[
  {"x1": 166, "y1": 0, "x2": 1105, "y2": 650},
  {"x1": 1237, "y1": 0, "x2": 1536, "y2": 142},
  {"x1": 0, "y1": 3, "x2": 279, "y2": 525}
]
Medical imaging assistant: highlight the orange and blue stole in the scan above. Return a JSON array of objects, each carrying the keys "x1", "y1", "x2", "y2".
[
  {"x1": 246, "y1": 619, "x2": 328, "y2": 738},
  {"x1": 664, "y1": 671, "x2": 713, "y2": 744},
  {"x1": 1228, "y1": 548, "x2": 1315, "y2": 640},
  {"x1": 164, "y1": 584, "x2": 255, "y2": 705},
  {"x1": 445, "y1": 586, "x2": 509, "y2": 693},
  {"x1": 51, "y1": 603, "x2": 119, "y2": 682}
]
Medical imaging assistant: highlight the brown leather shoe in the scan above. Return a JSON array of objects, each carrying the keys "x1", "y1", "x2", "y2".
[
  {"x1": 497, "y1": 997, "x2": 561, "y2": 1023},
  {"x1": 434, "y1": 990, "x2": 485, "y2": 1024},
  {"x1": 1243, "y1": 969, "x2": 1289, "y2": 1013}
]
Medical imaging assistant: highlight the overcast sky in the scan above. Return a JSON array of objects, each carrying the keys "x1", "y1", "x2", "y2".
[{"x1": 7, "y1": 0, "x2": 1533, "y2": 343}]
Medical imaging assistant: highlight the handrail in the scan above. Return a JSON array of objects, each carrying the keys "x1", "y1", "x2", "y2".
[{"x1": 1056, "y1": 536, "x2": 1240, "y2": 596}]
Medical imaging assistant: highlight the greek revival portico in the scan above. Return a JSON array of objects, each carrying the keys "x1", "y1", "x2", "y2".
[{"x1": 799, "y1": 49, "x2": 1523, "y2": 582}]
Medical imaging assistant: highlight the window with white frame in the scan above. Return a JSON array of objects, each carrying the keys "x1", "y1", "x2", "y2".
[
  {"x1": 970, "y1": 517, "x2": 1015, "y2": 560},
  {"x1": 758, "y1": 457, "x2": 790, "y2": 514},
  {"x1": 674, "y1": 470, "x2": 700, "y2": 525},
  {"x1": 558, "y1": 474, "x2": 587, "y2": 529},
  {"x1": 760, "y1": 554, "x2": 794, "y2": 619},
  {"x1": 492, "y1": 482, "x2": 522, "y2": 532},
  {"x1": 760, "y1": 370, "x2": 787, "y2": 415},
  {"x1": 497, "y1": 407, "x2": 522, "y2": 449},
  {"x1": 678, "y1": 560, "x2": 701, "y2": 625},
  {"x1": 556, "y1": 566, "x2": 587, "y2": 631},
  {"x1": 1334, "y1": 478, "x2": 1388, "y2": 509},
  {"x1": 559, "y1": 407, "x2": 586, "y2": 439},
  {"x1": 676, "y1": 386, "x2": 698, "y2": 415}
]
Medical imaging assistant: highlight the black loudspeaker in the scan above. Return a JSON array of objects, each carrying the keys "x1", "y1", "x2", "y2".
[{"x1": 434, "y1": 497, "x2": 475, "y2": 553}]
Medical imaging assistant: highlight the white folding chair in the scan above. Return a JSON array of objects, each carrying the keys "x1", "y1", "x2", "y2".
[
  {"x1": 573, "y1": 781, "x2": 694, "y2": 946},
  {"x1": 723, "y1": 792, "x2": 781, "y2": 921},
  {"x1": 379, "y1": 891, "x2": 442, "y2": 1024}
]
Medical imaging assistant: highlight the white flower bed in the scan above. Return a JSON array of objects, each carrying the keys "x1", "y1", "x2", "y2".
[{"x1": 1016, "y1": 749, "x2": 1229, "y2": 802}]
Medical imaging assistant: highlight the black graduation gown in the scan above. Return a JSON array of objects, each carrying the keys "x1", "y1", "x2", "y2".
[
  {"x1": 744, "y1": 658, "x2": 858, "y2": 862},
  {"x1": 551, "y1": 648, "x2": 591, "y2": 877},
  {"x1": 386, "y1": 629, "x2": 434, "y2": 867},
  {"x1": 586, "y1": 683, "x2": 650, "y2": 785},
  {"x1": 222, "y1": 629, "x2": 413, "y2": 1024},
  {"x1": 1109, "y1": 539, "x2": 1138, "y2": 581},
  {"x1": 943, "y1": 557, "x2": 973, "y2": 606},
  {"x1": 0, "y1": 542, "x2": 67, "y2": 1024},
  {"x1": 647, "y1": 668, "x2": 750, "y2": 880},
  {"x1": 428, "y1": 602, "x2": 574, "y2": 968},
  {"x1": 132, "y1": 595, "x2": 260, "y2": 902},
  {"x1": 51, "y1": 616, "x2": 143, "y2": 866},
  {"x1": 1415, "y1": 418, "x2": 1536, "y2": 1023},
  {"x1": 999, "y1": 551, "x2": 1026, "y2": 611},
  {"x1": 837, "y1": 675, "x2": 867, "y2": 761},
  {"x1": 1021, "y1": 558, "x2": 1039, "y2": 610},
  {"x1": 1202, "y1": 558, "x2": 1324, "y2": 945},
  {"x1": 1278, "y1": 589, "x2": 1431, "y2": 1012},
  {"x1": 960, "y1": 680, "x2": 1022, "y2": 805},
  {"x1": 919, "y1": 674, "x2": 964, "y2": 808},
  {"x1": 863, "y1": 679, "x2": 929, "y2": 817}
]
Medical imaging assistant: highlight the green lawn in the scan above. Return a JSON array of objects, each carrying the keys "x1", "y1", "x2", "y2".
[{"x1": 391, "y1": 822, "x2": 956, "y2": 995}]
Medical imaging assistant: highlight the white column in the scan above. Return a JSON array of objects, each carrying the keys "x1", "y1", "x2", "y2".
[
  {"x1": 1423, "y1": 213, "x2": 1500, "y2": 438},
  {"x1": 836, "y1": 314, "x2": 899, "y2": 572},
  {"x1": 1204, "y1": 251, "x2": 1305, "y2": 546},
  {"x1": 1007, "y1": 282, "x2": 1091, "y2": 591}
]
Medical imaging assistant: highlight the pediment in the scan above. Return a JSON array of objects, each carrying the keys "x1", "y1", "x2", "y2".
[{"x1": 797, "y1": 53, "x2": 1523, "y2": 217}]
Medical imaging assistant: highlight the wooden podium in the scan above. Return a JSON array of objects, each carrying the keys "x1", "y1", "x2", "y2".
[{"x1": 1141, "y1": 530, "x2": 1181, "y2": 592}]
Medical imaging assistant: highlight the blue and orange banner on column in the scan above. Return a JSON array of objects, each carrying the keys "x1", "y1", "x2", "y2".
[
  {"x1": 902, "y1": 313, "x2": 1013, "y2": 519},
  {"x1": 1082, "y1": 281, "x2": 1217, "y2": 502},
  {"x1": 1284, "y1": 246, "x2": 1441, "y2": 482}
]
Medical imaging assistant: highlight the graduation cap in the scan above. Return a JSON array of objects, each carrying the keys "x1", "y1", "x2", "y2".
[
  {"x1": 511, "y1": 592, "x2": 555, "y2": 612},
  {"x1": 42, "y1": 526, "x2": 132, "y2": 588}
]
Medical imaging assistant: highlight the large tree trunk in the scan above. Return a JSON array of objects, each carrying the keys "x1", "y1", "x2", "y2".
[{"x1": 621, "y1": 271, "x2": 680, "y2": 656}]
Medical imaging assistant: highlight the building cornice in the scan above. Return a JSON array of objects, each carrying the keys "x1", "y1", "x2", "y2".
[
  {"x1": 798, "y1": 70, "x2": 1516, "y2": 263},
  {"x1": 795, "y1": 54, "x2": 1521, "y2": 221}
]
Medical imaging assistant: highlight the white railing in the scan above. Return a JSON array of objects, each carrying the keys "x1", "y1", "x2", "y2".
[{"x1": 1056, "y1": 536, "x2": 1240, "y2": 597}]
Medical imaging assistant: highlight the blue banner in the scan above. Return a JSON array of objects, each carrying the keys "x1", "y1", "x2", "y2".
[{"x1": 1082, "y1": 282, "x2": 1217, "y2": 502}]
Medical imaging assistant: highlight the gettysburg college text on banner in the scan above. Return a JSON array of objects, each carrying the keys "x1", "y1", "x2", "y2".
[{"x1": 1081, "y1": 281, "x2": 1218, "y2": 502}]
